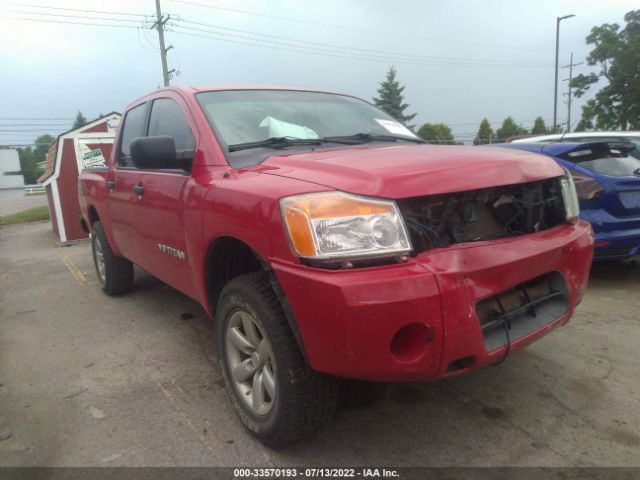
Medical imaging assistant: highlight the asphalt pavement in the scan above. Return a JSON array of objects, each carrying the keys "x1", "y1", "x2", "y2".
[{"x1": 0, "y1": 221, "x2": 638, "y2": 467}]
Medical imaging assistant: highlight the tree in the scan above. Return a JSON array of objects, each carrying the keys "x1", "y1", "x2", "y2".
[
  {"x1": 574, "y1": 119, "x2": 591, "y2": 132},
  {"x1": 531, "y1": 116, "x2": 549, "y2": 135},
  {"x1": 473, "y1": 118, "x2": 494, "y2": 145},
  {"x1": 495, "y1": 116, "x2": 528, "y2": 142},
  {"x1": 34, "y1": 134, "x2": 54, "y2": 165},
  {"x1": 73, "y1": 111, "x2": 88, "y2": 129},
  {"x1": 418, "y1": 123, "x2": 455, "y2": 144},
  {"x1": 373, "y1": 66, "x2": 417, "y2": 129},
  {"x1": 17, "y1": 147, "x2": 38, "y2": 185},
  {"x1": 570, "y1": 10, "x2": 640, "y2": 130}
]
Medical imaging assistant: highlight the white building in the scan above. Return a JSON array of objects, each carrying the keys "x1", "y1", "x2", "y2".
[{"x1": 0, "y1": 149, "x2": 25, "y2": 190}]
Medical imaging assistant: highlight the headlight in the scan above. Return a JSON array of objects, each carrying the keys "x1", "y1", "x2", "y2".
[
  {"x1": 280, "y1": 192, "x2": 411, "y2": 260},
  {"x1": 560, "y1": 170, "x2": 580, "y2": 222}
]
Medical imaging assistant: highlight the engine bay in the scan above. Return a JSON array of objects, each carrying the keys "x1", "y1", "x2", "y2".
[{"x1": 397, "y1": 177, "x2": 567, "y2": 254}]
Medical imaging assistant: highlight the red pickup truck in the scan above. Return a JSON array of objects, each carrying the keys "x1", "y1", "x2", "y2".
[{"x1": 78, "y1": 86, "x2": 593, "y2": 447}]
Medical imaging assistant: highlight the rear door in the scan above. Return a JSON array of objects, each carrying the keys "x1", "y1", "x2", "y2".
[
  {"x1": 108, "y1": 102, "x2": 148, "y2": 260},
  {"x1": 133, "y1": 97, "x2": 198, "y2": 297}
]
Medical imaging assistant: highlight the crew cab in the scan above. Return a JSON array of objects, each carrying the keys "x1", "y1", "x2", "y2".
[{"x1": 78, "y1": 86, "x2": 594, "y2": 447}]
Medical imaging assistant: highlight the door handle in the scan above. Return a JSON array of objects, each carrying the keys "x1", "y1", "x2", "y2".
[
  {"x1": 133, "y1": 185, "x2": 145, "y2": 196},
  {"x1": 106, "y1": 180, "x2": 115, "y2": 190}
]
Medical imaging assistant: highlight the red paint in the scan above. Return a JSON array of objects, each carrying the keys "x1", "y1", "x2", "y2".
[
  {"x1": 256, "y1": 144, "x2": 565, "y2": 199},
  {"x1": 78, "y1": 87, "x2": 593, "y2": 382},
  {"x1": 42, "y1": 115, "x2": 118, "y2": 242},
  {"x1": 82, "y1": 123, "x2": 109, "y2": 133},
  {"x1": 57, "y1": 138, "x2": 85, "y2": 241}
]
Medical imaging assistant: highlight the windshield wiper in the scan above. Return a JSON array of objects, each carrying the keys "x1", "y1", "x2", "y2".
[
  {"x1": 228, "y1": 136, "x2": 324, "y2": 152},
  {"x1": 321, "y1": 132, "x2": 425, "y2": 145},
  {"x1": 228, "y1": 132, "x2": 425, "y2": 152}
]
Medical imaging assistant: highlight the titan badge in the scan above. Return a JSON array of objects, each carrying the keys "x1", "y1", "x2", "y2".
[{"x1": 158, "y1": 243, "x2": 186, "y2": 260}]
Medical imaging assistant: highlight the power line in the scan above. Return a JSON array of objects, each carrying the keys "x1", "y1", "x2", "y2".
[
  {"x1": 5, "y1": 2, "x2": 148, "y2": 18},
  {"x1": 562, "y1": 53, "x2": 584, "y2": 133},
  {"x1": 0, "y1": 144, "x2": 56, "y2": 147},
  {"x1": 6, "y1": 9, "x2": 145, "y2": 23},
  {"x1": 0, "y1": 15, "x2": 141, "y2": 29},
  {"x1": 0, "y1": 117, "x2": 74, "y2": 120},
  {"x1": 2, "y1": 5, "x2": 551, "y2": 70},
  {"x1": 0, "y1": 129, "x2": 68, "y2": 132},
  {"x1": 171, "y1": 27, "x2": 553, "y2": 68},
  {"x1": 172, "y1": 17, "x2": 551, "y2": 67},
  {"x1": 0, "y1": 124, "x2": 71, "y2": 127},
  {"x1": 8, "y1": 5, "x2": 549, "y2": 68},
  {"x1": 170, "y1": 0, "x2": 550, "y2": 53}
]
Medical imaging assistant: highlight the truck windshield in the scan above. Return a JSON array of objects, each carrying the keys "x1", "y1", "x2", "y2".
[{"x1": 195, "y1": 90, "x2": 419, "y2": 165}]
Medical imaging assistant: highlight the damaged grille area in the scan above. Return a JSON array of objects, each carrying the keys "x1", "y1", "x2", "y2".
[
  {"x1": 475, "y1": 272, "x2": 569, "y2": 352},
  {"x1": 397, "y1": 177, "x2": 567, "y2": 254}
]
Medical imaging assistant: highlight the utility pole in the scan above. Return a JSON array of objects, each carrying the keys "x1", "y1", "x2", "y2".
[
  {"x1": 562, "y1": 53, "x2": 583, "y2": 133},
  {"x1": 554, "y1": 14, "x2": 575, "y2": 133},
  {"x1": 151, "y1": 0, "x2": 173, "y2": 87}
]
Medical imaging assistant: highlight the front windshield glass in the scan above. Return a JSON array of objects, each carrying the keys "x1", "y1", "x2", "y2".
[{"x1": 195, "y1": 90, "x2": 417, "y2": 163}]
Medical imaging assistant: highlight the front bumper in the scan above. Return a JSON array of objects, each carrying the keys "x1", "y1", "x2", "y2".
[{"x1": 272, "y1": 220, "x2": 594, "y2": 382}]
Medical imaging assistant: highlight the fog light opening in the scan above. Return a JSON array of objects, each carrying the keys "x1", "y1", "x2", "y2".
[
  {"x1": 446, "y1": 356, "x2": 476, "y2": 373},
  {"x1": 390, "y1": 323, "x2": 433, "y2": 363}
]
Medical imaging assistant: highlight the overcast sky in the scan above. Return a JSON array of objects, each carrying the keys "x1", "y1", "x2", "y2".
[{"x1": 0, "y1": 0, "x2": 637, "y2": 145}]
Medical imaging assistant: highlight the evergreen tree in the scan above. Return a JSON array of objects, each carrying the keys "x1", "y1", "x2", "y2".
[
  {"x1": 531, "y1": 116, "x2": 549, "y2": 135},
  {"x1": 495, "y1": 117, "x2": 528, "y2": 142},
  {"x1": 73, "y1": 111, "x2": 88, "y2": 129},
  {"x1": 373, "y1": 66, "x2": 417, "y2": 129},
  {"x1": 473, "y1": 118, "x2": 494, "y2": 145}
]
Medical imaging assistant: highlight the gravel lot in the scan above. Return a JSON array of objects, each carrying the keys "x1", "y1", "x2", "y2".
[{"x1": 0, "y1": 221, "x2": 638, "y2": 467}]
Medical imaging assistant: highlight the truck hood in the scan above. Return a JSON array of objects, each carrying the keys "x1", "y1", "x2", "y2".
[{"x1": 251, "y1": 144, "x2": 565, "y2": 199}]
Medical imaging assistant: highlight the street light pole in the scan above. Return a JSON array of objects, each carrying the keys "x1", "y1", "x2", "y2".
[{"x1": 554, "y1": 14, "x2": 575, "y2": 133}]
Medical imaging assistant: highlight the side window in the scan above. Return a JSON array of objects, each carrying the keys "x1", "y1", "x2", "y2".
[
  {"x1": 148, "y1": 98, "x2": 196, "y2": 155},
  {"x1": 118, "y1": 103, "x2": 147, "y2": 167}
]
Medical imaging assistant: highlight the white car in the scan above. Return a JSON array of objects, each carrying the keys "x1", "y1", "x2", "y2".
[{"x1": 512, "y1": 131, "x2": 640, "y2": 158}]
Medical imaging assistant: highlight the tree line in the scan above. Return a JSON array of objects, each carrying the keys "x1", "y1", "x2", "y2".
[
  {"x1": 373, "y1": 9, "x2": 639, "y2": 143},
  {"x1": 373, "y1": 67, "x2": 553, "y2": 145}
]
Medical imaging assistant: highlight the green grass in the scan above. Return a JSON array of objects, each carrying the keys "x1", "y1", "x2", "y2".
[{"x1": 0, "y1": 206, "x2": 50, "y2": 226}]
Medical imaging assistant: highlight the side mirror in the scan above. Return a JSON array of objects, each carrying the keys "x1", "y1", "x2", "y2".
[{"x1": 130, "y1": 136, "x2": 186, "y2": 170}]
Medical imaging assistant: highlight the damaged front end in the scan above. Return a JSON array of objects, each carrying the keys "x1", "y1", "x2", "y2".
[{"x1": 397, "y1": 177, "x2": 568, "y2": 254}]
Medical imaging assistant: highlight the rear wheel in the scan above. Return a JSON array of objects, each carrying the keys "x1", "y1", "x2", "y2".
[
  {"x1": 216, "y1": 272, "x2": 337, "y2": 448},
  {"x1": 91, "y1": 221, "x2": 133, "y2": 295}
]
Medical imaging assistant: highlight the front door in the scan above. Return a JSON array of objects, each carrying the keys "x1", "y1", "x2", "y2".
[{"x1": 108, "y1": 102, "x2": 148, "y2": 260}]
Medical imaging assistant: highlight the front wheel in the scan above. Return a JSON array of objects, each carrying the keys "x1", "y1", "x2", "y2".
[
  {"x1": 216, "y1": 272, "x2": 337, "y2": 448},
  {"x1": 91, "y1": 221, "x2": 133, "y2": 295}
]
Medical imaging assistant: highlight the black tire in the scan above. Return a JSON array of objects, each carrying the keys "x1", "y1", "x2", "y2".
[
  {"x1": 216, "y1": 272, "x2": 337, "y2": 448},
  {"x1": 91, "y1": 221, "x2": 134, "y2": 295}
]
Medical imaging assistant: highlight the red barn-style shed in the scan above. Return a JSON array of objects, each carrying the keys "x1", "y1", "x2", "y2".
[{"x1": 39, "y1": 113, "x2": 121, "y2": 243}]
